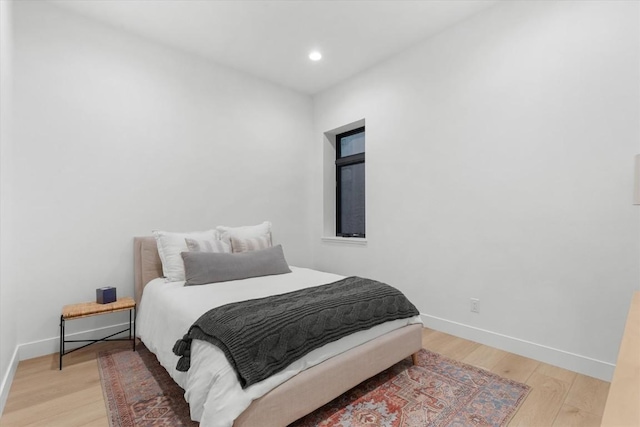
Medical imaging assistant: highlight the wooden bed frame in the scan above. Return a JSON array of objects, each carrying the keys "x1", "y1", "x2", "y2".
[{"x1": 134, "y1": 236, "x2": 423, "y2": 427}]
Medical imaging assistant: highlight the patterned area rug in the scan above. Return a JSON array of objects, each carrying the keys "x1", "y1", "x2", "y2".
[
  {"x1": 98, "y1": 344, "x2": 197, "y2": 426},
  {"x1": 98, "y1": 345, "x2": 529, "y2": 427},
  {"x1": 292, "y1": 349, "x2": 529, "y2": 427}
]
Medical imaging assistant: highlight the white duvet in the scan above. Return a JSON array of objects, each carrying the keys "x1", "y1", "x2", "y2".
[{"x1": 137, "y1": 267, "x2": 422, "y2": 427}]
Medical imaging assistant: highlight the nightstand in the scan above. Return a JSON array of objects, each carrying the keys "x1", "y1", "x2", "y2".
[{"x1": 59, "y1": 296, "x2": 136, "y2": 370}]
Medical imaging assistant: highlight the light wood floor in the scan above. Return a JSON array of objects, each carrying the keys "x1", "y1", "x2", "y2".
[{"x1": 0, "y1": 328, "x2": 610, "y2": 426}]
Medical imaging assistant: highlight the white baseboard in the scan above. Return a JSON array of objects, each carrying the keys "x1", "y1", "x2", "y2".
[
  {"x1": 18, "y1": 322, "x2": 133, "y2": 362},
  {"x1": 421, "y1": 313, "x2": 615, "y2": 382},
  {"x1": 0, "y1": 345, "x2": 19, "y2": 416}
]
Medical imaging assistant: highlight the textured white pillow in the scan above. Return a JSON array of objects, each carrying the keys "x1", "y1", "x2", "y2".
[
  {"x1": 153, "y1": 229, "x2": 219, "y2": 282},
  {"x1": 230, "y1": 233, "x2": 272, "y2": 253},
  {"x1": 217, "y1": 221, "x2": 272, "y2": 244},
  {"x1": 185, "y1": 237, "x2": 231, "y2": 254}
]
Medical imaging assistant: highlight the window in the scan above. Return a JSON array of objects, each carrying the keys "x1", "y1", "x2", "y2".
[{"x1": 336, "y1": 127, "x2": 365, "y2": 237}]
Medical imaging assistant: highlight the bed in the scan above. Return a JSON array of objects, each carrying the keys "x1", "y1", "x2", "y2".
[{"x1": 134, "y1": 236, "x2": 423, "y2": 426}]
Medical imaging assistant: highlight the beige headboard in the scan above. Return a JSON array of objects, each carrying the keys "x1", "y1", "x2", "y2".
[{"x1": 134, "y1": 236, "x2": 163, "y2": 306}]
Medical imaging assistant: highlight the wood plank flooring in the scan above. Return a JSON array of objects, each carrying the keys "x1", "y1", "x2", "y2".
[{"x1": 0, "y1": 329, "x2": 610, "y2": 426}]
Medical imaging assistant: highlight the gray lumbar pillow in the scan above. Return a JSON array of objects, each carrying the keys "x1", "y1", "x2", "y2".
[{"x1": 181, "y1": 244, "x2": 292, "y2": 286}]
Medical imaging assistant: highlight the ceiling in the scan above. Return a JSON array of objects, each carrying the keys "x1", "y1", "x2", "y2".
[{"x1": 50, "y1": 0, "x2": 500, "y2": 95}]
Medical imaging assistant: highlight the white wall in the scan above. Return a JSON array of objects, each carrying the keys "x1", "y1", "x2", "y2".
[
  {"x1": 0, "y1": 0, "x2": 18, "y2": 413},
  {"x1": 312, "y1": 0, "x2": 640, "y2": 380},
  {"x1": 10, "y1": 1, "x2": 313, "y2": 356}
]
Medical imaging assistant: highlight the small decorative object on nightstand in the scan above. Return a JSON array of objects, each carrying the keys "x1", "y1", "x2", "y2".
[
  {"x1": 59, "y1": 296, "x2": 136, "y2": 370},
  {"x1": 96, "y1": 286, "x2": 116, "y2": 304}
]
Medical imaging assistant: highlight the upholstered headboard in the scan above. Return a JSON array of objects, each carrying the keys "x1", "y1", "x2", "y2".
[{"x1": 134, "y1": 236, "x2": 163, "y2": 306}]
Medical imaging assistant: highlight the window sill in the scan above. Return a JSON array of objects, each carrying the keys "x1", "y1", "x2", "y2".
[{"x1": 321, "y1": 236, "x2": 368, "y2": 246}]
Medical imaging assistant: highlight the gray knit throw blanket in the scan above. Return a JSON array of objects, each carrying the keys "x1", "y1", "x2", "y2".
[{"x1": 173, "y1": 276, "x2": 419, "y2": 388}]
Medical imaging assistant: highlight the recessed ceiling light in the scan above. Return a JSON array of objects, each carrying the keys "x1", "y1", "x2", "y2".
[{"x1": 309, "y1": 51, "x2": 322, "y2": 61}]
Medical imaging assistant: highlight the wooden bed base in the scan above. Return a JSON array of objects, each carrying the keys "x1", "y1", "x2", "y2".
[{"x1": 133, "y1": 236, "x2": 423, "y2": 427}]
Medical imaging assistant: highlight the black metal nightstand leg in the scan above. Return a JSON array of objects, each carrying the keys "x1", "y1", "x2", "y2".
[
  {"x1": 133, "y1": 307, "x2": 136, "y2": 352},
  {"x1": 59, "y1": 315, "x2": 64, "y2": 370}
]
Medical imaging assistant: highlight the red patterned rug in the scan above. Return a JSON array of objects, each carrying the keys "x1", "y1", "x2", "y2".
[
  {"x1": 98, "y1": 344, "x2": 197, "y2": 426},
  {"x1": 98, "y1": 345, "x2": 529, "y2": 427}
]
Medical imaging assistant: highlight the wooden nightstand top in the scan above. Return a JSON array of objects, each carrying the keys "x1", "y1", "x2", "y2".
[{"x1": 62, "y1": 296, "x2": 135, "y2": 320}]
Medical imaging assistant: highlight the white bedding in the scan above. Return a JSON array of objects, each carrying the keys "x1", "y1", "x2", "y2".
[{"x1": 137, "y1": 267, "x2": 422, "y2": 427}]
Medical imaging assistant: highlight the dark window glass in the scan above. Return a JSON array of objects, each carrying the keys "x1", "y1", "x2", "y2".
[
  {"x1": 336, "y1": 127, "x2": 365, "y2": 237},
  {"x1": 339, "y1": 163, "x2": 365, "y2": 236}
]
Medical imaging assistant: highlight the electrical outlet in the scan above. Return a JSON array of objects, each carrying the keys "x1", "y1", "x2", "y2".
[{"x1": 470, "y1": 298, "x2": 480, "y2": 314}]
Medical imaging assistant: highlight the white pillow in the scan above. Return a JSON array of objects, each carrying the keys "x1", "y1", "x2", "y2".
[
  {"x1": 153, "y1": 229, "x2": 219, "y2": 282},
  {"x1": 217, "y1": 221, "x2": 272, "y2": 244},
  {"x1": 185, "y1": 237, "x2": 231, "y2": 254},
  {"x1": 230, "y1": 233, "x2": 272, "y2": 253}
]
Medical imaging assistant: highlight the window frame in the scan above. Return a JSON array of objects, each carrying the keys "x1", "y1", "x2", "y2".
[{"x1": 335, "y1": 126, "x2": 365, "y2": 238}]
